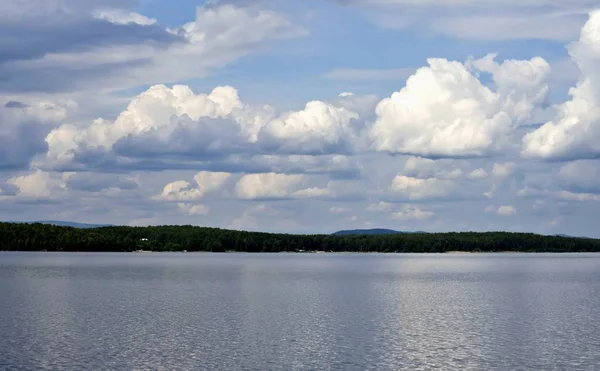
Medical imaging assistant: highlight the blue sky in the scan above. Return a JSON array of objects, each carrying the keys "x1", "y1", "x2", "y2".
[{"x1": 1, "y1": 0, "x2": 600, "y2": 237}]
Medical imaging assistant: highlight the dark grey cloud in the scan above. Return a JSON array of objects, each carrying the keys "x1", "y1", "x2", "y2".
[
  {"x1": 0, "y1": 1, "x2": 302, "y2": 93},
  {"x1": 0, "y1": 58, "x2": 151, "y2": 94},
  {"x1": 0, "y1": 183, "x2": 18, "y2": 196},
  {"x1": 61, "y1": 150, "x2": 363, "y2": 179},
  {"x1": 0, "y1": 0, "x2": 138, "y2": 16},
  {"x1": 0, "y1": 18, "x2": 184, "y2": 93},
  {"x1": 65, "y1": 172, "x2": 138, "y2": 192},
  {"x1": 0, "y1": 119, "x2": 50, "y2": 171},
  {"x1": 4, "y1": 101, "x2": 29, "y2": 108},
  {"x1": 0, "y1": 19, "x2": 180, "y2": 65},
  {"x1": 0, "y1": 1, "x2": 303, "y2": 95},
  {"x1": 257, "y1": 130, "x2": 354, "y2": 156},
  {"x1": 558, "y1": 160, "x2": 600, "y2": 194},
  {"x1": 112, "y1": 117, "x2": 251, "y2": 160},
  {"x1": 0, "y1": 2, "x2": 182, "y2": 93}
]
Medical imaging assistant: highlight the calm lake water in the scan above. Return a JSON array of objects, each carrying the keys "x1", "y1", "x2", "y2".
[{"x1": 0, "y1": 252, "x2": 599, "y2": 370}]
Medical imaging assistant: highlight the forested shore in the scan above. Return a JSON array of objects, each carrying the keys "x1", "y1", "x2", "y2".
[{"x1": 1, "y1": 222, "x2": 599, "y2": 253}]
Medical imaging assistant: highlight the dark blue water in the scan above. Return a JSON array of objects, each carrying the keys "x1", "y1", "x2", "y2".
[{"x1": 1, "y1": 252, "x2": 599, "y2": 370}]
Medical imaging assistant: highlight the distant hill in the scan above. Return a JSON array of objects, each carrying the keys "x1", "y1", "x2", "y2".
[
  {"x1": 555, "y1": 233, "x2": 592, "y2": 239},
  {"x1": 12, "y1": 220, "x2": 111, "y2": 229},
  {"x1": 332, "y1": 228, "x2": 425, "y2": 236}
]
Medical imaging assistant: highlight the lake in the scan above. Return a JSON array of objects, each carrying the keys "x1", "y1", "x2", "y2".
[{"x1": 0, "y1": 252, "x2": 599, "y2": 370}]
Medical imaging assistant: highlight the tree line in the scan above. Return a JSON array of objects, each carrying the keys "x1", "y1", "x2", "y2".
[{"x1": 1, "y1": 222, "x2": 599, "y2": 253}]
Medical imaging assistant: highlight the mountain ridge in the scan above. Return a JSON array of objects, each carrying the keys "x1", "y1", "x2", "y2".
[{"x1": 9, "y1": 220, "x2": 112, "y2": 229}]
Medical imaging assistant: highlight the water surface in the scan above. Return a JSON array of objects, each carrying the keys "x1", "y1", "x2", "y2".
[{"x1": 1, "y1": 252, "x2": 599, "y2": 370}]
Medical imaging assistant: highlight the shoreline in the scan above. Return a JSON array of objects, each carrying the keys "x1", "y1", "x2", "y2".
[{"x1": 2, "y1": 250, "x2": 599, "y2": 254}]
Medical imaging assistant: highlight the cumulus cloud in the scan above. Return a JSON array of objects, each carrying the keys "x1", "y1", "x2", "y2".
[
  {"x1": 235, "y1": 173, "x2": 302, "y2": 200},
  {"x1": 234, "y1": 173, "x2": 329, "y2": 200},
  {"x1": 154, "y1": 171, "x2": 231, "y2": 201},
  {"x1": 177, "y1": 203, "x2": 210, "y2": 216},
  {"x1": 1, "y1": 99, "x2": 76, "y2": 170},
  {"x1": 467, "y1": 168, "x2": 489, "y2": 180},
  {"x1": 334, "y1": 93, "x2": 380, "y2": 122},
  {"x1": 43, "y1": 84, "x2": 368, "y2": 172},
  {"x1": 4, "y1": 170, "x2": 67, "y2": 200},
  {"x1": 370, "y1": 54, "x2": 550, "y2": 158},
  {"x1": 258, "y1": 101, "x2": 359, "y2": 154},
  {"x1": 403, "y1": 157, "x2": 464, "y2": 180},
  {"x1": 485, "y1": 205, "x2": 517, "y2": 215},
  {"x1": 522, "y1": 10, "x2": 600, "y2": 160},
  {"x1": 44, "y1": 84, "x2": 264, "y2": 168},
  {"x1": 492, "y1": 162, "x2": 516, "y2": 178}
]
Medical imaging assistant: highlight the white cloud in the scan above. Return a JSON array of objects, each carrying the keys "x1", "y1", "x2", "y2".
[
  {"x1": 497, "y1": 205, "x2": 517, "y2": 216},
  {"x1": 43, "y1": 84, "x2": 368, "y2": 171},
  {"x1": 403, "y1": 157, "x2": 464, "y2": 180},
  {"x1": 345, "y1": 215, "x2": 359, "y2": 222},
  {"x1": 234, "y1": 173, "x2": 304, "y2": 200},
  {"x1": 154, "y1": 171, "x2": 231, "y2": 201},
  {"x1": 370, "y1": 54, "x2": 550, "y2": 158},
  {"x1": 391, "y1": 205, "x2": 434, "y2": 220},
  {"x1": 390, "y1": 175, "x2": 458, "y2": 200},
  {"x1": 5, "y1": 170, "x2": 66, "y2": 200},
  {"x1": 518, "y1": 180, "x2": 600, "y2": 203},
  {"x1": 3, "y1": 99, "x2": 76, "y2": 123},
  {"x1": 329, "y1": 206, "x2": 348, "y2": 214},
  {"x1": 258, "y1": 101, "x2": 360, "y2": 154},
  {"x1": 177, "y1": 203, "x2": 210, "y2": 216},
  {"x1": 93, "y1": 9, "x2": 156, "y2": 25},
  {"x1": 522, "y1": 10, "x2": 600, "y2": 160},
  {"x1": 556, "y1": 190, "x2": 600, "y2": 202},
  {"x1": 292, "y1": 187, "x2": 332, "y2": 198},
  {"x1": 467, "y1": 168, "x2": 488, "y2": 180},
  {"x1": 234, "y1": 173, "x2": 334, "y2": 200},
  {"x1": 367, "y1": 201, "x2": 393, "y2": 212},
  {"x1": 334, "y1": 93, "x2": 380, "y2": 121},
  {"x1": 492, "y1": 162, "x2": 516, "y2": 178},
  {"x1": 45, "y1": 84, "x2": 252, "y2": 167},
  {"x1": 484, "y1": 185, "x2": 496, "y2": 199}
]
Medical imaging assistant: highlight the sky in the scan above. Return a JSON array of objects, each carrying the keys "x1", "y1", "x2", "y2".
[{"x1": 1, "y1": 0, "x2": 600, "y2": 237}]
